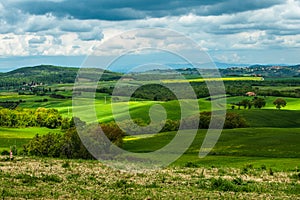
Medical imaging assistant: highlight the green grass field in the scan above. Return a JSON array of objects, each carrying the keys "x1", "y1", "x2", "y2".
[
  {"x1": 231, "y1": 109, "x2": 300, "y2": 127},
  {"x1": 123, "y1": 128, "x2": 300, "y2": 170},
  {"x1": 0, "y1": 127, "x2": 61, "y2": 152}
]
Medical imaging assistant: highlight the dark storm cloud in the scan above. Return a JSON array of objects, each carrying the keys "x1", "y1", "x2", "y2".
[{"x1": 13, "y1": 0, "x2": 284, "y2": 21}]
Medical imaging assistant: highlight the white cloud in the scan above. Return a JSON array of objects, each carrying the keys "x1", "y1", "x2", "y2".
[{"x1": 0, "y1": 0, "x2": 299, "y2": 65}]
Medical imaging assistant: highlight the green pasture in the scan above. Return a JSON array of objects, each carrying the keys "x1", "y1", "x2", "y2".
[
  {"x1": 174, "y1": 155, "x2": 300, "y2": 171},
  {"x1": 123, "y1": 127, "x2": 300, "y2": 170},
  {"x1": 231, "y1": 109, "x2": 300, "y2": 127},
  {"x1": 0, "y1": 127, "x2": 61, "y2": 152}
]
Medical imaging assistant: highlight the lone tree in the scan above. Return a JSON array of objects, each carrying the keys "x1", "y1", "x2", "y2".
[
  {"x1": 240, "y1": 99, "x2": 252, "y2": 109},
  {"x1": 253, "y1": 97, "x2": 266, "y2": 109},
  {"x1": 273, "y1": 98, "x2": 287, "y2": 109}
]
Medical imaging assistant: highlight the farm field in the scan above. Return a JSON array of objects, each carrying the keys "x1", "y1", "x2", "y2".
[{"x1": 161, "y1": 76, "x2": 264, "y2": 83}]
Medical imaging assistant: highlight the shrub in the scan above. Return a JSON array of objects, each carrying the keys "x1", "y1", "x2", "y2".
[
  {"x1": 261, "y1": 164, "x2": 267, "y2": 170},
  {"x1": 269, "y1": 168, "x2": 274, "y2": 176},
  {"x1": 211, "y1": 178, "x2": 237, "y2": 192},
  {"x1": 0, "y1": 150, "x2": 9, "y2": 156},
  {"x1": 61, "y1": 161, "x2": 71, "y2": 169},
  {"x1": 290, "y1": 173, "x2": 300, "y2": 180},
  {"x1": 60, "y1": 127, "x2": 94, "y2": 159},
  {"x1": 23, "y1": 121, "x2": 125, "y2": 159},
  {"x1": 184, "y1": 161, "x2": 198, "y2": 168},
  {"x1": 41, "y1": 174, "x2": 62, "y2": 183},
  {"x1": 25, "y1": 133, "x2": 62, "y2": 157}
]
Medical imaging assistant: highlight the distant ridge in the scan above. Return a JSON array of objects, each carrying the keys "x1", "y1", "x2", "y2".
[
  {"x1": 1, "y1": 63, "x2": 300, "y2": 81},
  {"x1": 139, "y1": 64, "x2": 300, "y2": 78},
  {"x1": 0, "y1": 65, "x2": 122, "y2": 86}
]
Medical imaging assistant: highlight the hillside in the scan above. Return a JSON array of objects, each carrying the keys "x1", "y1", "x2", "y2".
[
  {"x1": 133, "y1": 64, "x2": 300, "y2": 78},
  {"x1": 222, "y1": 64, "x2": 300, "y2": 77},
  {"x1": 0, "y1": 65, "x2": 122, "y2": 89}
]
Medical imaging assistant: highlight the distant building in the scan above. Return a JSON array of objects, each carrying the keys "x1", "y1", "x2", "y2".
[
  {"x1": 246, "y1": 92, "x2": 256, "y2": 96},
  {"x1": 122, "y1": 78, "x2": 134, "y2": 81}
]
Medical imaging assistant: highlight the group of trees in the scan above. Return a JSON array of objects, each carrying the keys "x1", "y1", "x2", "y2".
[
  {"x1": 233, "y1": 97, "x2": 287, "y2": 110},
  {"x1": 118, "y1": 112, "x2": 248, "y2": 135},
  {"x1": 0, "y1": 107, "x2": 66, "y2": 128},
  {"x1": 23, "y1": 122, "x2": 125, "y2": 159},
  {"x1": 233, "y1": 97, "x2": 266, "y2": 110},
  {"x1": 181, "y1": 112, "x2": 248, "y2": 129}
]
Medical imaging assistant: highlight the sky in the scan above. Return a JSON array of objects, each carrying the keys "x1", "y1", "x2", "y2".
[{"x1": 0, "y1": 0, "x2": 300, "y2": 71}]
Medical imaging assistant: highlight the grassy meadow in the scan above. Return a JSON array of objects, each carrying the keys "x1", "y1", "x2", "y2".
[{"x1": 1, "y1": 156, "x2": 300, "y2": 199}]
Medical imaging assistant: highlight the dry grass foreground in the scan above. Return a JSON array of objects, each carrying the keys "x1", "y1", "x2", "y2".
[{"x1": 0, "y1": 156, "x2": 299, "y2": 199}]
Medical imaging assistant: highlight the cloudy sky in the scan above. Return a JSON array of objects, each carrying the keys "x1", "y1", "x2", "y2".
[{"x1": 0, "y1": 0, "x2": 300, "y2": 71}]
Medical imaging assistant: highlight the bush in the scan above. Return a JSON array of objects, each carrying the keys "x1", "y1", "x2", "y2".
[
  {"x1": 100, "y1": 122, "x2": 125, "y2": 147},
  {"x1": 23, "y1": 121, "x2": 125, "y2": 159},
  {"x1": 62, "y1": 161, "x2": 71, "y2": 169},
  {"x1": 184, "y1": 161, "x2": 198, "y2": 168},
  {"x1": 1, "y1": 150, "x2": 9, "y2": 156},
  {"x1": 25, "y1": 133, "x2": 62, "y2": 157},
  {"x1": 41, "y1": 174, "x2": 63, "y2": 183},
  {"x1": 61, "y1": 127, "x2": 94, "y2": 159}
]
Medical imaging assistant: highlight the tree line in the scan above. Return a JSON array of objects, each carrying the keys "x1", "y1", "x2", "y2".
[
  {"x1": 116, "y1": 112, "x2": 248, "y2": 135},
  {"x1": 232, "y1": 97, "x2": 287, "y2": 110},
  {"x1": 0, "y1": 107, "x2": 64, "y2": 128}
]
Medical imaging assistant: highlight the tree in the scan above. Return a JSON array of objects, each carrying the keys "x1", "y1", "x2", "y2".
[
  {"x1": 252, "y1": 97, "x2": 266, "y2": 109},
  {"x1": 240, "y1": 99, "x2": 251, "y2": 109},
  {"x1": 224, "y1": 113, "x2": 248, "y2": 129},
  {"x1": 273, "y1": 98, "x2": 287, "y2": 109}
]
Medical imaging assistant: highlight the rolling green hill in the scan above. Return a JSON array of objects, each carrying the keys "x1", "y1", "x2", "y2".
[
  {"x1": 123, "y1": 127, "x2": 300, "y2": 169},
  {"x1": 231, "y1": 109, "x2": 300, "y2": 128},
  {"x1": 0, "y1": 65, "x2": 122, "y2": 89}
]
